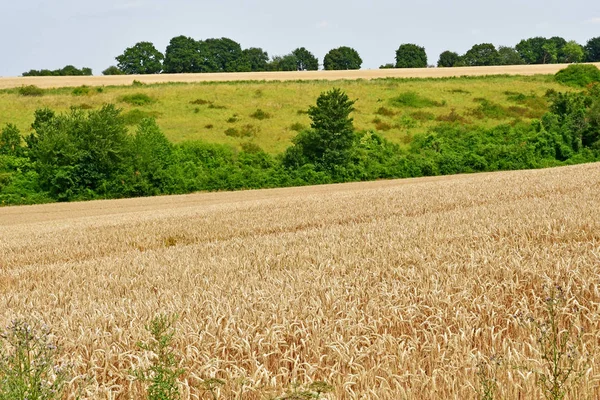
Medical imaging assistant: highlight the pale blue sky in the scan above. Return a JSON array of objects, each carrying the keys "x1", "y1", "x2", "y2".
[{"x1": 1, "y1": 0, "x2": 599, "y2": 76}]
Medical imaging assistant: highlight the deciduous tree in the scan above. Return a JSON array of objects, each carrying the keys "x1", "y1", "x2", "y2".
[
  {"x1": 395, "y1": 44, "x2": 427, "y2": 68},
  {"x1": 323, "y1": 47, "x2": 362, "y2": 70},
  {"x1": 116, "y1": 42, "x2": 164, "y2": 74},
  {"x1": 437, "y1": 51, "x2": 461, "y2": 67},
  {"x1": 292, "y1": 47, "x2": 319, "y2": 71}
]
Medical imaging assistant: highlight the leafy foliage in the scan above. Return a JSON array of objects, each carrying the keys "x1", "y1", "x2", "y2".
[
  {"x1": 554, "y1": 64, "x2": 600, "y2": 87},
  {"x1": 323, "y1": 47, "x2": 362, "y2": 70},
  {"x1": 585, "y1": 36, "x2": 600, "y2": 62},
  {"x1": 463, "y1": 43, "x2": 500, "y2": 66},
  {"x1": 22, "y1": 65, "x2": 92, "y2": 76},
  {"x1": 116, "y1": 41, "x2": 164, "y2": 74},
  {"x1": 292, "y1": 47, "x2": 319, "y2": 71},
  {"x1": 134, "y1": 315, "x2": 185, "y2": 400},
  {"x1": 395, "y1": 44, "x2": 427, "y2": 68},
  {"x1": 438, "y1": 51, "x2": 461, "y2": 67}
]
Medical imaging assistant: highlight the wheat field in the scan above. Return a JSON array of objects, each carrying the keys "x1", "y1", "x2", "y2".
[
  {"x1": 2, "y1": 63, "x2": 600, "y2": 89},
  {"x1": 1, "y1": 164, "x2": 600, "y2": 399}
]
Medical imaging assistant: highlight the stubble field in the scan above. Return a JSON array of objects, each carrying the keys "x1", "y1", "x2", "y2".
[{"x1": 1, "y1": 163, "x2": 600, "y2": 399}]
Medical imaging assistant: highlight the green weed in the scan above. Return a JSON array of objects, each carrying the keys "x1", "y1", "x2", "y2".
[{"x1": 134, "y1": 314, "x2": 185, "y2": 400}]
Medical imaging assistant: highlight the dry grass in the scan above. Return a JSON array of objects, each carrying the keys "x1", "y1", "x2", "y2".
[
  {"x1": 1, "y1": 164, "x2": 600, "y2": 399},
  {"x1": 1, "y1": 63, "x2": 600, "y2": 89}
]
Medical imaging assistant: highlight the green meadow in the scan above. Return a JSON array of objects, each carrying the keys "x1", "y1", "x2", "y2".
[{"x1": 0, "y1": 74, "x2": 570, "y2": 154}]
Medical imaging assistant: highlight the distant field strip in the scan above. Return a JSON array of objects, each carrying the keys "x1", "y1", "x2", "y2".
[
  {"x1": 2, "y1": 63, "x2": 600, "y2": 89},
  {"x1": 1, "y1": 164, "x2": 599, "y2": 399}
]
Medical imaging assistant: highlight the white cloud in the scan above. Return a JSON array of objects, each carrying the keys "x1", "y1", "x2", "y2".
[
  {"x1": 585, "y1": 17, "x2": 600, "y2": 24},
  {"x1": 316, "y1": 20, "x2": 330, "y2": 29}
]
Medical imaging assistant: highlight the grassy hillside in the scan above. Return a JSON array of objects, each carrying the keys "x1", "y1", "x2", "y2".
[{"x1": 0, "y1": 74, "x2": 569, "y2": 154}]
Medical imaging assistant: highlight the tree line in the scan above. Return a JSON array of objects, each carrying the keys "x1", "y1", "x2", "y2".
[
  {"x1": 105, "y1": 35, "x2": 600, "y2": 75},
  {"x1": 21, "y1": 36, "x2": 600, "y2": 77},
  {"x1": 2, "y1": 66, "x2": 599, "y2": 205},
  {"x1": 101, "y1": 37, "x2": 362, "y2": 76}
]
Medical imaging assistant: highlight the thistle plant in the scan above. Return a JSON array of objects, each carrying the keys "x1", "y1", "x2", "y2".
[
  {"x1": 0, "y1": 319, "x2": 68, "y2": 400},
  {"x1": 525, "y1": 284, "x2": 589, "y2": 400},
  {"x1": 134, "y1": 314, "x2": 185, "y2": 400}
]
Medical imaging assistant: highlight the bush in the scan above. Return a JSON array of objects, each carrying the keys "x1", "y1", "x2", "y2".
[
  {"x1": 72, "y1": 85, "x2": 90, "y2": 96},
  {"x1": 390, "y1": 92, "x2": 442, "y2": 108},
  {"x1": 250, "y1": 109, "x2": 272, "y2": 120},
  {"x1": 119, "y1": 93, "x2": 156, "y2": 106},
  {"x1": 122, "y1": 109, "x2": 162, "y2": 125},
  {"x1": 18, "y1": 85, "x2": 44, "y2": 97},
  {"x1": 555, "y1": 64, "x2": 600, "y2": 87}
]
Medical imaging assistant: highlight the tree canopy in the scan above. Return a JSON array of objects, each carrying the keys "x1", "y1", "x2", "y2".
[
  {"x1": 116, "y1": 42, "x2": 164, "y2": 74},
  {"x1": 462, "y1": 43, "x2": 499, "y2": 66},
  {"x1": 292, "y1": 47, "x2": 319, "y2": 71},
  {"x1": 437, "y1": 51, "x2": 461, "y2": 67},
  {"x1": 395, "y1": 44, "x2": 427, "y2": 68},
  {"x1": 586, "y1": 37, "x2": 600, "y2": 62},
  {"x1": 323, "y1": 47, "x2": 362, "y2": 70}
]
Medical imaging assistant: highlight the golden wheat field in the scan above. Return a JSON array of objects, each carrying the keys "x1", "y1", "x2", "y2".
[
  {"x1": 1, "y1": 164, "x2": 600, "y2": 399},
  {"x1": 2, "y1": 63, "x2": 600, "y2": 89}
]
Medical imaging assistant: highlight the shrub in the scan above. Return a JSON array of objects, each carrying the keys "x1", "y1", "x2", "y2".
[
  {"x1": 374, "y1": 120, "x2": 392, "y2": 131},
  {"x1": 290, "y1": 122, "x2": 306, "y2": 132},
  {"x1": 119, "y1": 93, "x2": 155, "y2": 106},
  {"x1": 0, "y1": 320, "x2": 69, "y2": 400},
  {"x1": 375, "y1": 107, "x2": 396, "y2": 117},
  {"x1": 226, "y1": 115, "x2": 239, "y2": 123},
  {"x1": 72, "y1": 86, "x2": 90, "y2": 96},
  {"x1": 122, "y1": 109, "x2": 162, "y2": 125},
  {"x1": 437, "y1": 109, "x2": 469, "y2": 123},
  {"x1": 410, "y1": 110, "x2": 436, "y2": 121},
  {"x1": 555, "y1": 64, "x2": 600, "y2": 87},
  {"x1": 390, "y1": 91, "x2": 442, "y2": 108},
  {"x1": 189, "y1": 99, "x2": 211, "y2": 105},
  {"x1": 18, "y1": 85, "x2": 44, "y2": 97},
  {"x1": 250, "y1": 109, "x2": 271, "y2": 120}
]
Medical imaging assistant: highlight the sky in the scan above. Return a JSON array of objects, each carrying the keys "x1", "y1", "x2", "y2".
[{"x1": 1, "y1": 0, "x2": 599, "y2": 77}]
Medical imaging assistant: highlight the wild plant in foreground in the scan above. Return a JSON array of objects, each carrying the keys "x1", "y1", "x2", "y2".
[
  {"x1": 134, "y1": 314, "x2": 185, "y2": 400},
  {"x1": 474, "y1": 354, "x2": 502, "y2": 400},
  {"x1": 0, "y1": 319, "x2": 68, "y2": 400},
  {"x1": 524, "y1": 285, "x2": 590, "y2": 400}
]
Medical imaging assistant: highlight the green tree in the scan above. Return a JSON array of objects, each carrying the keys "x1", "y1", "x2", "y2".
[
  {"x1": 268, "y1": 54, "x2": 298, "y2": 71},
  {"x1": 497, "y1": 46, "x2": 525, "y2": 65},
  {"x1": 28, "y1": 105, "x2": 129, "y2": 199},
  {"x1": 323, "y1": 47, "x2": 362, "y2": 70},
  {"x1": 292, "y1": 47, "x2": 319, "y2": 70},
  {"x1": 437, "y1": 50, "x2": 461, "y2": 67},
  {"x1": 462, "y1": 43, "x2": 500, "y2": 66},
  {"x1": 0, "y1": 124, "x2": 22, "y2": 156},
  {"x1": 560, "y1": 41, "x2": 585, "y2": 63},
  {"x1": 283, "y1": 88, "x2": 356, "y2": 172},
  {"x1": 241, "y1": 47, "x2": 269, "y2": 71},
  {"x1": 102, "y1": 65, "x2": 125, "y2": 75},
  {"x1": 163, "y1": 36, "x2": 204, "y2": 73},
  {"x1": 516, "y1": 37, "x2": 548, "y2": 64},
  {"x1": 116, "y1": 41, "x2": 164, "y2": 74},
  {"x1": 516, "y1": 37, "x2": 567, "y2": 64},
  {"x1": 395, "y1": 43, "x2": 427, "y2": 68},
  {"x1": 204, "y1": 37, "x2": 244, "y2": 72},
  {"x1": 585, "y1": 36, "x2": 600, "y2": 62}
]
